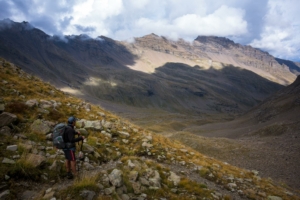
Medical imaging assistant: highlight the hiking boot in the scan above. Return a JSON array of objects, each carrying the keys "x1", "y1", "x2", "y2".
[{"x1": 67, "y1": 172, "x2": 73, "y2": 179}]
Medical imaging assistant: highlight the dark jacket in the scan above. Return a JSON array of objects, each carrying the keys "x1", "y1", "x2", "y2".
[{"x1": 63, "y1": 125, "x2": 83, "y2": 148}]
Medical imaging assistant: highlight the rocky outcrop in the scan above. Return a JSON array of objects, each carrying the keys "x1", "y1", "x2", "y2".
[
  {"x1": 30, "y1": 119, "x2": 51, "y2": 134},
  {"x1": 0, "y1": 112, "x2": 17, "y2": 127}
]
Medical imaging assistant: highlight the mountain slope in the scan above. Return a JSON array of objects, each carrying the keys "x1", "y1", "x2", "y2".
[
  {"x1": 174, "y1": 75, "x2": 300, "y2": 189},
  {"x1": 0, "y1": 19, "x2": 287, "y2": 121},
  {"x1": 1, "y1": 58, "x2": 299, "y2": 200}
]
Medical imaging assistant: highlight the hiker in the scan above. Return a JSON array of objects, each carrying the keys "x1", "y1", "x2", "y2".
[{"x1": 63, "y1": 116, "x2": 85, "y2": 179}]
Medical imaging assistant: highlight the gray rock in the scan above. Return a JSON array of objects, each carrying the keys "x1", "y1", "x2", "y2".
[
  {"x1": 168, "y1": 172, "x2": 181, "y2": 186},
  {"x1": 0, "y1": 190, "x2": 10, "y2": 199},
  {"x1": 122, "y1": 139, "x2": 129, "y2": 144},
  {"x1": 15, "y1": 133, "x2": 27, "y2": 139},
  {"x1": 77, "y1": 128, "x2": 88, "y2": 136},
  {"x1": 5, "y1": 175, "x2": 10, "y2": 180},
  {"x1": 128, "y1": 160, "x2": 136, "y2": 169},
  {"x1": 30, "y1": 119, "x2": 51, "y2": 134},
  {"x1": 268, "y1": 196, "x2": 282, "y2": 200},
  {"x1": 25, "y1": 153, "x2": 46, "y2": 167},
  {"x1": 121, "y1": 194, "x2": 130, "y2": 200},
  {"x1": 79, "y1": 190, "x2": 96, "y2": 200},
  {"x1": 6, "y1": 145, "x2": 18, "y2": 151},
  {"x1": 46, "y1": 133, "x2": 52, "y2": 141},
  {"x1": 85, "y1": 103, "x2": 91, "y2": 111},
  {"x1": 0, "y1": 126, "x2": 11, "y2": 136},
  {"x1": 101, "y1": 174, "x2": 110, "y2": 187},
  {"x1": 118, "y1": 131, "x2": 130, "y2": 138},
  {"x1": 142, "y1": 142, "x2": 153, "y2": 148},
  {"x1": 98, "y1": 112, "x2": 106, "y2": 117},
  {"x1": 0, "y1": 104, "x2": 4, "y2": 113},
  {"x1": 104, "y1": 186, "x2": 115, "y2": 195},
  {"x1": 139, "y1": 177, "x2": 150, "y2": 186},
  {"x1": 82, "y1": 120, "x2": 102, "y2": 130},
  {"x1": 21, "y1": 190, "x2": 38, "y2": 200},
  {"x1": 2, "y1": 158, "x2": 15, "y2": 164},
  {"x1": 109, "y1": 169, "x2": 123, "y2": 187},
  {"x1": 149, "y1": 170, "x2": 161, "y2": 188},
  {"x1": 132, "y1": 181, "x2": 142, "y2": 194},
  {"x1": 83, "y1": 162, "x2": 95, "y2": 170},
  {"x1": 19, "y1": 143, "x2": 32, "y2": 151},
  {"x1": 83, "y1": 143, "x2": 94, "y2": 153},
  {"x1": 37, "y1": 108, "x2": 50, "y2": 114},
  {"x1": 0, "y1": 112, "x2": 17, "y2": 127},
  {"x1": 101, "y1": 120, "x2": 112, "y2": 129},
  {"x1": 25, "y1": 99, "x2": 39, "y2": 108},
  {"x1": 128, "y1": 171, "x2": 139, "y2": 182},
  {"x1": 49, "y1": 160, "x2": 60, "y2": 171},
  {"x1": 43, "y1": 191, "x2": 55, "y2": 200},
  {"x1": 40, "y1": 100, "x2": 53, "y2": 109}
]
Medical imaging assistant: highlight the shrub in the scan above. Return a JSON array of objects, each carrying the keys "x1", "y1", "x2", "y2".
[{"x1": 6, "y1": 102, "x2": 29, "y2": 114}]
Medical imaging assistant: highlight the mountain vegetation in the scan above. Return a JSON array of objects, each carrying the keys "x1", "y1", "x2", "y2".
[
  {"x1": 1, "y1": 58, "x2": 299, "y2": 199},
  {"x1": 1, "y1": 19, "x2": 300, "y2": 199}
]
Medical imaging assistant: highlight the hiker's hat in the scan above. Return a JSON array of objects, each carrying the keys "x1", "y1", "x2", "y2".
[{"x1": 68, "y1": 116, "x2": 77, "y2": 124}]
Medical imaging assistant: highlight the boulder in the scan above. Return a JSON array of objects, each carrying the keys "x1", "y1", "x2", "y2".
[
  {"x1": 121, "y1": 194, "x2": 130, "y2": 200},
  {"x1": 0, "y1": 190, "x2": 10, "y2": 199},
  {"x1": 25, "y1": 153, "x2": 46, "y2": 167},
  {"x1": 142, "y1": 142, "x2": 153, "y2": 148},
  {"x1": 43, "y1": 191, "x2": 55, "y2": 200},
  {"x1": 83, "y1": 143, "x2": 94, "y2": 153},
  {"x1": 0, "y1": 126, "x2": 11, "y2": 136},
  {"x1": 85, "y1": 103, "x2": 91, "y2": 111},
  {"x1": 82, "y1": 120, "x2": 102, "y2": 130},
  {"x1": 39, "y1": 100, "x2": 52, "y2": 109},
  {"x1": 104, "y1": 186, "x2": 115, "y2": 195},
  {"x1": 76, "y1": 120, "x2": 85, "y2": 128},
  {"x1": 109, "y1": 169, "x2": 123, "y2": 187},
  {"x1": 19, "y1": 143, "x2": 33, "y2": 151},
  {"x1": 168, "y1": 172, "x2": 181, "y2": 186},
  {"x1": 118, "y1": 131, "x2": 130, "y2": 138},
  {"x1": 131, "y1": 181, "x2": 141, "y2": 194},
  {"x1": 101, "y1": 120, "x2": 112, "y2": 129},
  {"x1": 83, "y1": 162, "x2": 95, "y2": 170},
  {"x1": 268, "y1": 196, "x2": 282, "y2": 200},
  {"x1": 6, "y1": 145, "x2": 18, "y2": 151},
  {"x1": 128, "y1": 160, "x2": 135, "y2": 169},
  {"x1": 76, "y1": 128, "x2": 88, "y2": 136},
  {"x1": 98, "y1": 112, "x2": 106, "y2": 117},
  {"x1": 0, "y1": 103, "x2": 4, "y2": 113},
  {"x1": 30, "y1": 119, "x2": 51, "y2": 134},
  {"x1": 0, "y1": 112, "x2": 17, "y2": 127},
  {"x1": 80, "y1": 190, "x2": 96, "y2": 200},
  {"x1": 149, "y1": 170, "x2": 161, "y2": 188},
  {"x1": 25, "y1": 99, "x2": 39, "y2": 108},
  {"x1": 128, "y1": 171, "x2": 139, "y2": 182},
  {"x1": 139, "y1": 177, "x2": 150, "y2": 186},
  {"x1": 2, "y1": 158, "x2": 15, "y2": 164}
]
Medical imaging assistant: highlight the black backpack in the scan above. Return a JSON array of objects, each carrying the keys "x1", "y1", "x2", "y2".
[{"x1": 52, "y1": 123, "x2": 67, "y2": 149}]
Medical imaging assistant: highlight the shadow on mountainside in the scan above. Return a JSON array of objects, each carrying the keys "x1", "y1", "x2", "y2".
[{"x1": 275, "y1": 58, "x2": 300, "y2": 75}]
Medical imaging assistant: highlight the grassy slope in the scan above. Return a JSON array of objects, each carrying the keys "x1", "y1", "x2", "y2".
[{"x1": 1, "y1": 58, "x2": 299, "y2": 199}]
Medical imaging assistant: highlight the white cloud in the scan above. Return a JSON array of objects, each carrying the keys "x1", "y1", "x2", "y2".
[
  {"x1": 0, "y1": 0, "x2": 299, "y2": 61},
  {"x1": 250, "y1": 0, "x2": 300, "y2": 61}
]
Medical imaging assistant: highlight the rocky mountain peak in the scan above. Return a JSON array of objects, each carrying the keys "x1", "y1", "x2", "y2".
[{"x1": 194, "y1": 35, "x2": 237, "y2": 48}]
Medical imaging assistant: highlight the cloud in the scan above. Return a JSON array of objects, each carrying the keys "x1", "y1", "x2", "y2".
[
  {"x1": 0, "y1": 0, "x2": 299, "y2": 61},
  {"x1": 249, "y1": 0, "x2": 300, "y2": 61}
]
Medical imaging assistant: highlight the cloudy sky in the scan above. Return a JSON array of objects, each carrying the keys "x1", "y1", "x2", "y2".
[{"x1": 0, "y1": 0, "x2": 299, "y2": 61}]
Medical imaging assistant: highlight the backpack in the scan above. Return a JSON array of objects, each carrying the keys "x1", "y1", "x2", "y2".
[{"x1": 52, "y1": 123, "x2": 67, "y2": 149}]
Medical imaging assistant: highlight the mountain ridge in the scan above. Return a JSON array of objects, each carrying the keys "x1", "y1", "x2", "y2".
[{"x1": 0, "y1": 19, "x2": 286, "y2": 119}]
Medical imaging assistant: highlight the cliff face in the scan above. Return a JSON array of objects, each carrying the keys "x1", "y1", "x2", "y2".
[{"x1": 130, "y1": 34, "x2": 297, "y2": 85}]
